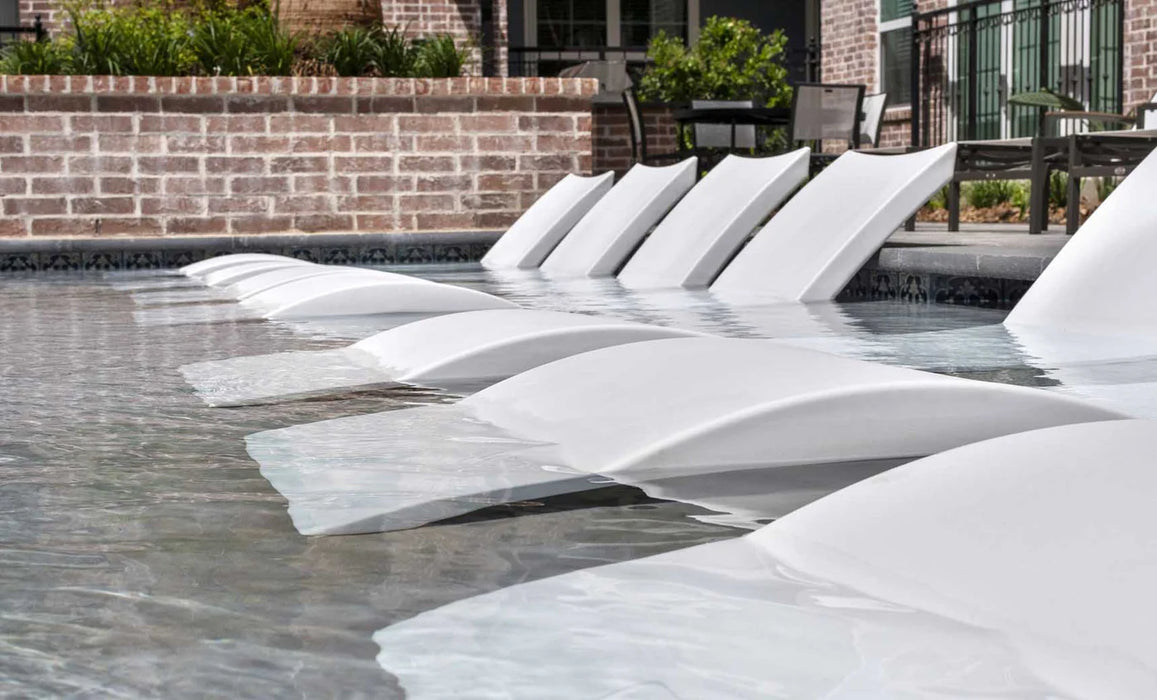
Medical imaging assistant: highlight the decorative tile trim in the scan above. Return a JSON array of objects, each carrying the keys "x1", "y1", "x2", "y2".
[
  {"x1": 839, "y1": 267, "x2": 1032, "y2": 310},
  {"x1": 0, "y1": 231, "x2": 501, "y2": 272}
]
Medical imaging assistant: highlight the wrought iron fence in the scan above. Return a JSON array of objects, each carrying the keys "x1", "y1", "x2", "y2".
[
  {"x1": 0, "y1": 15, "x2": 47, "y2": 49},
  {"x1": 910, "y1": 0, "x2": 1124, "y2": 147},
  {"x1": 508, "y1": 46, "x2": 650, "y2": 78},
  {"x1": 509, "y1": 41, "x2": 822, "y2": 85}
]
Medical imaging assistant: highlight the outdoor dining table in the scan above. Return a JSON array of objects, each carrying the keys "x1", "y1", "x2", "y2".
[{"x1": 671, "y1": 106, "x2": 792, "y2": 150}]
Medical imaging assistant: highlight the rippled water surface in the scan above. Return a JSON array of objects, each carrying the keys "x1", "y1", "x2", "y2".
[
  {"x1": 0, "y1": 271, "x2": 743, "y2": 697},
  {"x1": 10, "y1": 265, "x2": 1154, "y2": 697}
]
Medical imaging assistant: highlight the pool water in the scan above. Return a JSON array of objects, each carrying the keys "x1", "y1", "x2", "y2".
[
  {"x1": 5, "y1": 265, "x2": 1152, "y2": 696},
  {"x1": 0, "y1": 272, "x2": 740, "y2": 696}
]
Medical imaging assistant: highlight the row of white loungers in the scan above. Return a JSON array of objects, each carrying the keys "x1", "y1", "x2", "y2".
[
  {"x1": 169, "y1": 155, "x2": 700, "y2": 310},
  {"x1": 238, "y1": 144, "x2": 1157, "y2": 536},
  {"x1": 181, "y1": 145, "x2": 950, "y2": 405},
  {"x1": 177, "y1": 151, "x2": 810, "y2": 317}
]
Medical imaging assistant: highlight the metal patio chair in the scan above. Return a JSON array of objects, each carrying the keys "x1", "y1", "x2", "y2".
[{"x1": 789, "y1": 83, "x2": 866, "y2": 173}]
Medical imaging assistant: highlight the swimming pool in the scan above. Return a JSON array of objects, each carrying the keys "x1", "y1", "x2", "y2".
[{"x1": 4, "y1": 265, "x2": 1147, "y2": 696}]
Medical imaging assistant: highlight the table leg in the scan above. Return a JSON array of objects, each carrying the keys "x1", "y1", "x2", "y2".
[
  {"x1": 1065, "y1": 135, "x2": 1080, "y2": 235},
  {"x1": 1029, "y1": 139, "x2": 1048, "y2": 235},
  {"x1": 948, "y1": 178, "x2": 961, "y2": 232}
]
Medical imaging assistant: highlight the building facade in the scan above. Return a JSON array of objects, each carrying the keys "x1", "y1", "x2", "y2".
[{"x1": 8, "y1": 0, "x2": 1153, "y2": 149}]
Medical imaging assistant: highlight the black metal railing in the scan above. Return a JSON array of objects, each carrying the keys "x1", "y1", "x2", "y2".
[
  {"x1": 508, "y1": 46, "x2": 650, "y2": 78},
  {"x1": 911, "y1": 0, "x2": 1124, "y2": 147},
  {"x1": 0, "y1": 15, "x2": 47, "y2": 48},
  {"x1": 509, "y1": 40, "x2": 822, "y2": 85}
]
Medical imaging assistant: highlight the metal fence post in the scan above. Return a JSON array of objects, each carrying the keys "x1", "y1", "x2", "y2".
[{"x1": 910, "y1": 12, "x2": 922, "y2": 148}]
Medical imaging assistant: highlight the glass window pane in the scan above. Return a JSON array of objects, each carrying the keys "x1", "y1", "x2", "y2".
[
  {"x1": 880, "y1": 0, "x2": 914, "y2": 23},
  {"x1": 537, "y1": 0, "x2": 607, "y2": 48},
  {"x1": 881, "y1": 27, "x2": 912, "y2": 104},
  {"x1": 618, "y1": 0, "x2": 687, "y2": 47},
  {"x1": 573, "y1": 0, "x2": 606, "y2": 21}
]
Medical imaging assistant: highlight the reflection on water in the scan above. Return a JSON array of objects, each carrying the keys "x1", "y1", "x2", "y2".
[{"x1": 0, "y1": 273, "x2": 740, "y2": 696}]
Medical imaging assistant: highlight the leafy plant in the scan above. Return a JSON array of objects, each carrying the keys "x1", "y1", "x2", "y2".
[
  {"x1": 637, "y1": 16, "x2": 792, "y2": 108},
  {"x1": 1048, "y1": 171, "x2": 1068, "y2": 209},
  {"x1": 965, "y1": 179, "x2": 1022, "y2": 208},
  {"x1": 1, "y1": 5, "x2": 462, "y2": 78},
  {"x1": 926, "y1": 184, "x2": 949, "y2": 211},
  {"x1": 0, "y1": 37, "x2": 73, "y2": 74},
  {"x1": 322, "y1": 25, "x2": 382, "y2": 77},
  {"x1": 371, "y1": 25, "x2": 416, "y2": 76},
  {"x1": 412, "y1": 34, "x2": 466, "y2": 78},
  {"x1": 1095, "y1": 176, "x2": 1119, "y2": 202},
  {"x1": 191, "y1": 4, "x2": 295, "y2": 76}
]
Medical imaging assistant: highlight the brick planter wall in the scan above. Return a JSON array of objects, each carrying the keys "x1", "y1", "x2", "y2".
[
  {"x1": 592, "y1": 102, "x2": 679, "y2": 176},
  {"x1": 0, "y1": 76, "x2": 595, "y2": 238}
]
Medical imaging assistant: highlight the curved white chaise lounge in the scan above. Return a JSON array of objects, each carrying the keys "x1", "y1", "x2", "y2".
[
  {"x1": 245, "y1": 337, "x2": 1122, "y2": 535},
  {"x1": 373, "y1": 420, "x2": 1157, "y2": 698},
  {"x1": 183, "y1": 151, "x2": 812, "y2": 403}
]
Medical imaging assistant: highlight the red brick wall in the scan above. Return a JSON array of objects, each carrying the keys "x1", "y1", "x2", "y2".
[
  {"x1": 1124, "y1": 0, "x2": 1157, "y2": 109},
  {"x1": 0, "y1": 76, "x2": 595, "y2": 238},
  {"x1": 592, "y1": 102, "x2": 678, "y2": 176},
  {"x1": 381, "y1": 0, "x2": 501, "y2": 75},
  {"x1": 18, "y1": 0, "x2": 62, "y2": 34},
  {"x1": 821, "y1": 0, "x2": 878, "y2": 89}
]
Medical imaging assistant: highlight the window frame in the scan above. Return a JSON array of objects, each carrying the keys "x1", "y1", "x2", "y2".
[{"x1": 878, "y1": 0, "x2": 914, "y2": 107}]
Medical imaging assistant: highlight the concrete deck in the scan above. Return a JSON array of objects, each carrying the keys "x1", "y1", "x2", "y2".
[{"x1": 880, "y1": 222, "x2": 1070, "y2": 281}]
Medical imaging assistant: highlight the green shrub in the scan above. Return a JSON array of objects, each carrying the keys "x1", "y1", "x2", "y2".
[
  {"x1": 66, "y1": 3, "x2": 196, "y2": 76},
  {"x1": 412, "y1": 34, "x2": 467, "y2": 78},
  {"x1": 322, "y1": 26, "x2": 382, "y2": 77},
  {"x1": 1096, "y1": 176, "x2": 1119, "y2": 202},
  {"x1": 965, "y1": 179, "x2": 1022, "y2": 208},
  {"x1": 371, "y1": 25, "x2": 417, "y2": 76},
  {"x1": 0, "y1": 37, "x2": 73, "y2": 74},
  {"x1": 1048, "y1": 171, "x2": 1068, "y2": 209},
  {"x1": 926, "y1": 185, "x2": 948, "y2": 211},
  {"x1": 0, "y1": 4, "x2": 463, "y2": 78},
  {"x1": 637, "y1": 16, "x2": 791, "y2": 108},
  {"x1": 190, "y1": 4, "x2": 295, "y2": 76}
]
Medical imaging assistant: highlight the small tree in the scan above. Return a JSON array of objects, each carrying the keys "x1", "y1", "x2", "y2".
[{"x1": 638, "y1": 16, "x2": 791, "y2": 108}]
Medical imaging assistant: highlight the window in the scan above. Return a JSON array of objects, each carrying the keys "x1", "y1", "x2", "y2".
[
  {"x1": 620, "y1": 0, "x2": 688, "y2": 47},
  {"x1": 531, "y1": 0, "x2": 687, "y2": 49},
  {"x1": 879, "y1": 0, "x2": 913, "y2": 105},
  {"x1": 537, "y1": 0, "x2": 608, "y2": 48}
]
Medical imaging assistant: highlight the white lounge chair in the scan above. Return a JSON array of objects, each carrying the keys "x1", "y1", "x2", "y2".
[
  {"x1": 245, "y1": 338, "x2": 1120, "y2": 535},
  {"x1": 373, "y1": 420, "x2": 1157, "y2": 698}
]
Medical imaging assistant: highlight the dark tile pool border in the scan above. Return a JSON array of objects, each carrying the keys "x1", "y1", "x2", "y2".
[
  {"x1": 0, "y1": 230, "x2": 505, "y2": 273},
  {"x1": 1, "y1": 231, "x2": 1036, "y2": 309},
  {"x1": 838, "y1": 267, "x2": 1034, "y2": 310}
]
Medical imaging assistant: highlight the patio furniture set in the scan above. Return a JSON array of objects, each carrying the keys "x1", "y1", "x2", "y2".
[{"x1": 619, "y1": 67, "x2": 1157, "y2": 235}]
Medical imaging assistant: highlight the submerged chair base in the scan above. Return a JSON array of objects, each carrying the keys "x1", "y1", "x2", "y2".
[
  {"x1": 182, "y1": 309, "x2": 704, "y2": 406},
  {"x1": 245, "y1": 337, "x2": 1122, "y2": 535}
]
